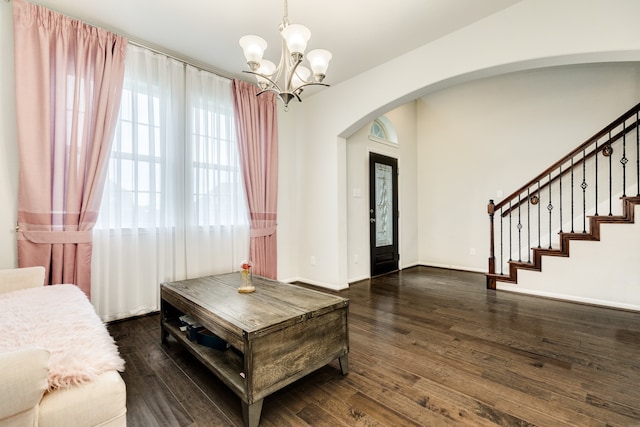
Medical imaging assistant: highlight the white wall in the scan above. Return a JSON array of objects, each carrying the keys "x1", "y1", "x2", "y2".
[
  {"x1": 0, "y1": 1, "x2": 18, "y2": 269},
  {"x1": 514, "y1": 205, "x2": 640, "y2": 311},
  {"x1": 288, "y1": 0, "x2": 640, "y2": 290},
  {"x1": 417, "y1": 63, "x2": 640, "y2": 272},
  {"x1": 275, "y1": 105, "x2": 300, "y2": 283},
  {"x1": 346, "y1": 102, "x2": 418, "y2": 283}
]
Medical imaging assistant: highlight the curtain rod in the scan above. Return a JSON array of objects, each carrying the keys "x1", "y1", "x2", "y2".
[
  {"x1": 125, "y1": 38, "x2": 238, "y2": 81},
  {"x1": 3, "y1": 0, "x2": 240, "y2": 80}
]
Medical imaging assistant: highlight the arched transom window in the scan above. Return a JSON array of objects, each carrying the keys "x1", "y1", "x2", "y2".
[{"x1": 369, "y1": 116, "x2": 398, "y2": 146}]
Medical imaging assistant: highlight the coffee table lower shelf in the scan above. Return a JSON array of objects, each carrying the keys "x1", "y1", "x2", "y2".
[{"x1": 162, "y1": 321, "x2": 245, "y2": 395}]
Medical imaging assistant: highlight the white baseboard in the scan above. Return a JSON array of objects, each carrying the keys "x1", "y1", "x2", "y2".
[
  {"x1": 347, "y1": 274, "x2": 370, "y2": 284},
  {"x1": 419, "y1": 262, "x2": 486, "y2": 274},
  {"x1": 278, "y1": 276, "x2": 348, "y2": 291},
  {"x1": 496, "y1": 284, "x2": 640, "y2": 312}
]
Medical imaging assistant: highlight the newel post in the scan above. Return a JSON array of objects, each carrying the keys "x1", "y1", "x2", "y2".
[{"x1": 487, "y1": 199, "x2": 496, "y2": 290}]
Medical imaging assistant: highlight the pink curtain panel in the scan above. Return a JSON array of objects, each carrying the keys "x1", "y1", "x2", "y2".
[
  {"x1": 232, "y1": 80, "x2": 279, "y2": 279},
  {"x1": 13, "y1": 0, "x2": 126, "y2": 297}
]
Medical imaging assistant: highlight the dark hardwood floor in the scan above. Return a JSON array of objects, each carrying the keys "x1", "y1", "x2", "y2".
[{"x1": 108, "y1": 266, "x2": 640, "y2": 426}]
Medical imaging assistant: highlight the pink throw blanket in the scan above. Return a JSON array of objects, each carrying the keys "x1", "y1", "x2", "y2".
[{"x1": 0, "y1": 284, "x2": 125, "y2": 390}]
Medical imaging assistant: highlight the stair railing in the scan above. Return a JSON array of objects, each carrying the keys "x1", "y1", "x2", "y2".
[{"x1": 487, "y1": 102, "x2": 640, "y2": 289}]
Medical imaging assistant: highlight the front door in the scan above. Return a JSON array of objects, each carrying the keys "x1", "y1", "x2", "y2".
[{"x1": 369, "y1": 153, "x2": 399, "y2": 277}]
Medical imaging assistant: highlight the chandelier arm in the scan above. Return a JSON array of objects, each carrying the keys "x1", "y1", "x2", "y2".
[
  {"x1": 255, "y1": 88, "x2": 279, "y2": 97},
  {"x1": 285, "y1": 56, "x2": 303, "y2": 93},
  {"x1": 242, "y1": 70, "x2": 283, "y2": 93},
  {"x1": 273, "y1": 37, "x2": 291, "y2": 89},
  {"x1": 292, "y1": 81, "x2": 331, "y2": 93},
  {"x1": 272, "y1": 39, "x2": 288, "y2": 85}
]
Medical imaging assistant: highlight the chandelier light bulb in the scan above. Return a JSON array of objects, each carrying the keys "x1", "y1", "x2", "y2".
[
  {"x1": 255, "y1": 60, "x2": 277, "y2": 89},
  {"x1": 291, "y1": 65, "x2": 310, "y2": 90},
  {"x1": 239, "y1": 35, "x2": 267, "y2": 71},
  {"x1": 280, "y1": 24, "x2": 311, "y2": 56},
  {"x1": 306, "y1": 49, "x2": 332, "y2": 81}
]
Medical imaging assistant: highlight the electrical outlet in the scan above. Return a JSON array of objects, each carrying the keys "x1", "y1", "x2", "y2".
[
  {"x1": 310, "y1": 256, "x2": 316, "y2": 266},
  {"x1": 354, "y1": 254, "x2": 359, "y2": 264},
  {"x1": 470, "y1": 248, "x2": 476, "y2": 256}
]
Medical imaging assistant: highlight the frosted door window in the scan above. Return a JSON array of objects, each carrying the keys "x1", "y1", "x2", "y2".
[{"x1": 375, "y1": 162, "x2": 393, "y2": 247}]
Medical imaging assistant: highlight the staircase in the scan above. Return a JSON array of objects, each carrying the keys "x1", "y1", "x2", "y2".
[{"x1": 486, "y1": 102, "x2": 640, "y2": 289}]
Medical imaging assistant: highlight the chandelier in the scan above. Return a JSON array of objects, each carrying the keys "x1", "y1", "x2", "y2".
[{"x1": 239, "y1": 0, "x2": 332, "y2": 109}]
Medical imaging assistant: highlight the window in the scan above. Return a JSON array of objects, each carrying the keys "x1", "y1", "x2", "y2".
[
  {"x1": 369, "y1": 115, "x2": 399, "y2": 146},
  {"x1": 191, "y1": 102, "x2": 242, "y2": 227},
  {"x1": 97, "y1": 55, "x2": 246, "y2": 231},
  {"x1": 100, "y1": 87, "x2": 163, "y2": 228},
  {"x1": 371, "y1": 118, "x2": 389, "y2": 140},
  {"x1": 92, "y1": 45, "x2": 249, "y2": 321}
]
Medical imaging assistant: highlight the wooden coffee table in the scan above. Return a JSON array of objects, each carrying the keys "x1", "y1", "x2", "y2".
[{"x1": 160, "y1": 273, "x2": 349, "y2": 427}]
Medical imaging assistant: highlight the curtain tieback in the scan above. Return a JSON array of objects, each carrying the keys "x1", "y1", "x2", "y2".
[
  {"x1": 17, "y1": 230, "x2": 93, "y2": 244},
  {"x1": 250, "y1": 226, "x2": 277, "y2": 238}
]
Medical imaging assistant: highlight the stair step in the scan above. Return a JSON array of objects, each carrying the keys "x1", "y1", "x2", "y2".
[
  {"x1": 486, "y1": 273, "x2": 516, "y2": 283},
  {"x1": 488, "y1": 197, "x2": 640, "y2": 288},
  {"x1": 559, "y1": 232, "x2": 595, "y2": 239},
  {"x1": 533, "y1": 248, "x2": 566, "y2": 257},
  {"x1": 509, "y1": 261, "x2": 537, "y2": 269}
]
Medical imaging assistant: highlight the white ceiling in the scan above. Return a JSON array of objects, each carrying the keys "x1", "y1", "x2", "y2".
[{"x1": 25, "y1": 0, "x2": 522, "y2": 86}]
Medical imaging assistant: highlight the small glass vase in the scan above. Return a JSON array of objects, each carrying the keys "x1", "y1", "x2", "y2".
[{"x1": 238, "y1": 261, "x2": 255, "y2": 293}]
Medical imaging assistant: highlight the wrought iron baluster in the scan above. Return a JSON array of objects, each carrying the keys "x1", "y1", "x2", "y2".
[
  {"x1": 637, "y1": 112, "x2": 640, "y2": 197},
  {"x1": 537, "y1": 181, "x2": 541, "y2": 248},
  {"x1": 500, "y1": 206, "x2": 504, "y2": 275},
  {"x1": 527, "y1": 188, "x2": 531, "y2": 263},
  {"x1": 594, "y1": 139, "x2": 599, "y2": 216},
  {"x1": 608, "y1": 131, "x2": 613, "y2": 216},
  {"x1": 621, "y1": 122, "x2": 628, "y2": 198},
  {"x1": 517, "y1": 195, "x2": 522, "y2": 262},
  {"x1": 570, "y1": 157, "x2": 574, "y2": 233},
  {"x1": 547, "y1": 173, "x2": 553, "y2": 249},
  {"x1": 582, "y1": 148, "x2": 587, "y2": 233},
  {"x1": 508, "y1": 201, "x2": 512, "y2": 262},
  {"x1": 559, "y1": 165, "x2": 563, "y2": 232}
]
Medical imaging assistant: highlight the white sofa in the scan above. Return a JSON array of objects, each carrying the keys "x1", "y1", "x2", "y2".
[{"x1": 0, "y1": 267, "x2": 127, "y2": 427}]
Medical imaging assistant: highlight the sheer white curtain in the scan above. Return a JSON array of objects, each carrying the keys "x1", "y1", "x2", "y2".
[
  {"x1": 184, "y1": 66, "x2": 249, "y2": 278},
  {"x1": 91, "y1": 45, "x2": 249, "y2": 321}
]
